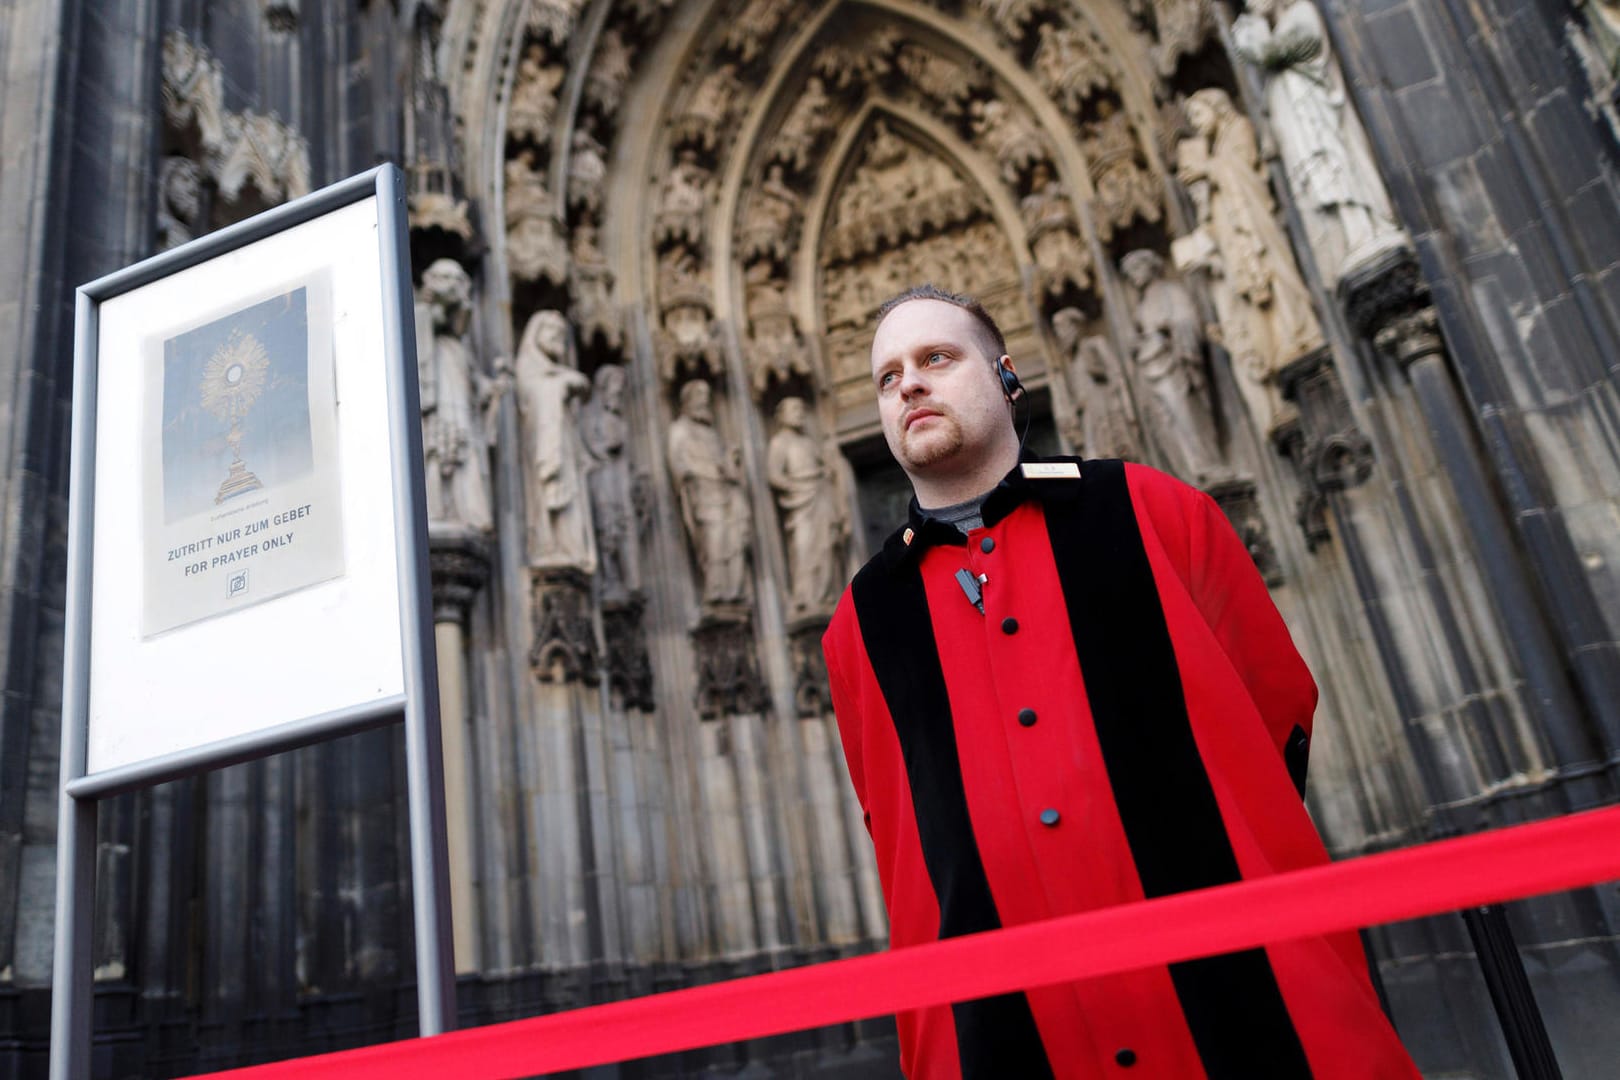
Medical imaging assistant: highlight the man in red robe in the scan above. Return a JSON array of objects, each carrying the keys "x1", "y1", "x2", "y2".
[{"x1": 821, "y1": 285, "x2": 1418, "y2": 1079}]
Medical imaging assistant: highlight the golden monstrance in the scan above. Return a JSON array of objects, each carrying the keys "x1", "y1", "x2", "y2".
[{"x1": 201, "y1": 329, "x2": 271, "y2": 503}]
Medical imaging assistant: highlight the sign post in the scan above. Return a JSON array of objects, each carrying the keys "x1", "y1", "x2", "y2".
[{"x1": 49, "y1": 165, "x2": 455, "y2": 1080}]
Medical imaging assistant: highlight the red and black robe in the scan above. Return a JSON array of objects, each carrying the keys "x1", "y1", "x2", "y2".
[{"x1": 822, "y1": 458, "x2": 1417, "y2": 1080}]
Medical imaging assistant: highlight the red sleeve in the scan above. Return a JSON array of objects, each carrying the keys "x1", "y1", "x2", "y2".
[
  {"x1": 822, "y1": 594, "x2": 872, "y2": 834},
  {"x1": 1129, "y1": 464, "x2": 1318, "y2": 761}
]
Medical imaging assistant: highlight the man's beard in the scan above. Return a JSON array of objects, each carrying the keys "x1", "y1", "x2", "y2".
[{"x1": 897, "y1": 414, "x2": 963, "y2": 470}]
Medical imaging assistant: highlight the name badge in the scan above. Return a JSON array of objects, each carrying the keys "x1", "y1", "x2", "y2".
[{"x1": 1020, "y1": 462, "x2": 1081, "y2": 480}]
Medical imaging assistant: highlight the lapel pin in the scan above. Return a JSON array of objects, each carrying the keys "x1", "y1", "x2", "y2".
[{"x1": 903, "y1": 527, "x2": 915, "y2": 545}]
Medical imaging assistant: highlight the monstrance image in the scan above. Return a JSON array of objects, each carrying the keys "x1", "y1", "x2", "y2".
[{"x1": 202, "y1": 328, "x2": 271, "y2": 503}]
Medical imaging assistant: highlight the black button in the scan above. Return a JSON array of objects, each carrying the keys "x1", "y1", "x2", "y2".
[
  {"x1": 1115, "y1": 1048, "x2": 1137, "y2": 1067},
  {"x1": 1039, "y1": 808, "x2": 1060, "y2": 827},
  {"x1": 1017, "y1": 708, "x2": 1037, "y2": 727},
  {"x1": 1001, "y1": 617, "x2": 1019, "y2": 634},
  {"x1": 980, "y1": 537, "x2": 995, "y2": 553}
]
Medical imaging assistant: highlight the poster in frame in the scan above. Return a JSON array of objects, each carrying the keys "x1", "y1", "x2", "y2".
[{"x1": 53, "y1": 167, "x2": 455, "y2": 1079}]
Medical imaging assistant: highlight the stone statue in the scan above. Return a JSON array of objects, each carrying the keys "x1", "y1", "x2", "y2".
[
  {"x1": 1234, "y1": 0, "x2": 1405, "y2": 286},
  {"x1": 1021, "y1": 161, "x2": 1092, "y2": 296},
  {"x1": 583, "y1": 364, "x2": 638, "y2": 603},
  {"x1": 157, "y1": 156, "x2": 204, "y2": 250},
  {"x1": 1033, "y1": 22, "x2": 1112, "y2": 114},
  {"x1": 770, "y1": 76, "x2": 833, "y2": 172},
  {"x1": 767, "y1": 398, "x2": 850, "y2": 618},
  {"x1": 567, "y1": 124, "x2": 607, "y2": 215},
  {"x1": 1051, "y1": 308, "x2": 1140, "y2": 461},
  {"x1": 654, "y1": 149, "x2": 710, "y2": 248},
  {"x1": 513, "y1": 310, "x2": 596, "y2": 571},
  {"x1": 970, "y1": 98, "x2": 1046, "y2": 184},
  {"x1": 1120, "y1": 250, "x2": 1225, "y2": 484},
  {"x1": 415, "y1": 259, "x2": 494, "y2": 532},
  {"x1": 507, "y1": 43, "x2": 565, "y2": 145},
  {"x1": 740, "y1": 164, "x2": 802, "y2": 264},
  {"x1": 569, "y1": 220, "x2": 621, "y2": 350},
  {"x1": 1176, "y1": 87, "x2": 1323, "y2": 435},
  {"x1": 504, "y1": 149, "x2": 568, "y2": 286},
  {"x1": 667, "y1": 380, "x2": 751, "y2": 607}
]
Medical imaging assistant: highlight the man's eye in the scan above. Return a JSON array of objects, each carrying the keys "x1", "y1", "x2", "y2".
[
  {"x1": 878, "y1": 371, "x2": 898, "y2": 388},
  {"x1": 925, "y1": 352, "x2": 947, "y2": 365}
]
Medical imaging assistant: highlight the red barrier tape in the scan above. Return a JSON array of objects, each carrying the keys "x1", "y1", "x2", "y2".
[{"x1": 193, "y1": 804, "x2": 1620, "y2": 1079}]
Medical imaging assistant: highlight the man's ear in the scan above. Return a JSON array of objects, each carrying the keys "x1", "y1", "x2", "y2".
[{"x1": 996, "y1": 355, "x2": 1025, "y2": 402}]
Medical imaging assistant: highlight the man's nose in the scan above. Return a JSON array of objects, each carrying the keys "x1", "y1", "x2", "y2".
[{"x1": 898, "y1": 365, "x2": 929, "y2": 397}]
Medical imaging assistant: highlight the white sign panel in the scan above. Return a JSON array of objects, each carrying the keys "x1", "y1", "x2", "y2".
[{"x1": 88, "y1": 197, "x2": 406, "y2": 775}]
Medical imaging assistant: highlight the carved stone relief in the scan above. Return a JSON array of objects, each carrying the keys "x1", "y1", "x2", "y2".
[
  {"x1": 160, "y1": 31, "x2": 311, "y2": 232},
  {"x1": 1082, "y1": 100, "x2": 1163, "y2": 245},
  {"x1": 739, "y1": 164, "x2": 802, "y2": 264},
  {"x1": 505, "y1": 150, "x2": 569, "y2": 287},
  {"x1": 970, "y1": 98, "x2": 1048, "y2": 186},
  {"x1": 654, "y1": 150, "x2": 712, "y2": 248},
  {"x1": 721, "y1": 0, "x2": 795, "y2": 64},
  {"x1": 1206, "y1": 477, "x2": 1284, "y2": 586},
  {"x1": 530, "y1": 568, "x2": 600, "y2": 684},
  {"x1": 674, "y1": 64, "x2": 743, "y2": 152},
  {"x1": 1020, "y1": 161, "x2": 1093, "y2": 298},
  {"x1": 569, "y1": 221, "x2": 621, "y2": 350},
  {"x1": 655, "y1": 250, "x2": 723, "y2": 383},
  {"x1": 1130, "y1": 0, "x2": 1217, "y2": 78},
  {"x1": 585, "y1": 27, "x2": 634, "y2": 119},
  {"x1": 744, "y1": 264, "x2": 813, "y2": 397},
  {"x1": 692, "y1": 617, "x2": 769, "y2": 718},
  {"x1": 1033, "y1": 21, "x2": 1115, "y2": 116},
  {"x1": 508, "y1": 43, "x2": 566, "y2": 146},
  {"x1": 769, "y1": 76, "x2": 837, "y2": 174}
]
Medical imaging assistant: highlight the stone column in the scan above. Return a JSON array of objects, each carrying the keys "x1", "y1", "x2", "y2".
[{"x1": 429, "y1": 527, "x2": 491, "y2": 973}]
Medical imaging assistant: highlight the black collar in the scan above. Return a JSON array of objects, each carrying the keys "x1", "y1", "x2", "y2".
[{"x1": 880, "y1": 454, "x2": 1089, "y2": 571}]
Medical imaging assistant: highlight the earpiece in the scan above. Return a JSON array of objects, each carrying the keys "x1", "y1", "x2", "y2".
[{"x1": 998, "y1": 360, "x2": 1025, "y2": 403}]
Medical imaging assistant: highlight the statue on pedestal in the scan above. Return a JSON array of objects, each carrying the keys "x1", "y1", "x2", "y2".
[
  {"x1": 583, "y1": 364, "x2": 639, "y2": 604},
  {"x1": 1234, "y1": 0, "x2": 1406, "y2": 285},
  {"x1": 667, "y1": 380, "x2": 751, "y2": 608},
  {"x1": 513, "y1": 310, "x2": 596, "y2": 572},
  {"x1": 767, "y1": 398, "x2": 849, "y2": 619},
  {"x1": 1176, "y1": 87, "x2": 1324, "y2": 435},
  {"x1": 415, "y1": 259, "x2": 494, "y2": 532},
  {"x1": 1120, "y1": 250, "x2": 1225, "y2": 484}
]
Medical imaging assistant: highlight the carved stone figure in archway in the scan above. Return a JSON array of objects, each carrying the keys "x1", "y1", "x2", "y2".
[
  {"x1": 508, "y1": 43, "x2": 565, "y2": 145},
  {"x1": 514, "y1": 310, "x2": 596, "y2": 571},
  {"x1": 1052, "y1": 308, "x2": 1140, "y2": 461},
  {"x1": 1120, "y1": 250, "x2": 1225, "y2": 484},
  {"x1": 1021, "y1": 161, "x2": 1092, "y2": 296},
  {"x1": 767, "y1": 398, "x2": 849, "y2": 618},
  {"x1": 583, "y1": 364, "x2": 638, "y2": 603},
  {"x1": 1234, "y1": 0, "x2": 1405, "y2": 285},
  {"x1": 668, "y1": 380, "x2": 752, "y2": 607},
  {"x1": 655, "y1": 149, "x2": 710, "y2": 248},
  {"x1": 415, "y1": 259, "x2": 494, "y2": 533},
  {"x1": 1176, "y1": 88, "x2": 1323, "y2": 435}
]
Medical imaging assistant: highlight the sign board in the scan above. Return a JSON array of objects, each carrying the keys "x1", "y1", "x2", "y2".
[{"x1": 52, "y1": 166, "x2": 453, "y2": 1080}]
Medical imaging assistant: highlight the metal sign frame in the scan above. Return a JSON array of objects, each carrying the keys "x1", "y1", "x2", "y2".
[{"x1": 49, "y1": 165, "x2": 454, "y2": 1080}]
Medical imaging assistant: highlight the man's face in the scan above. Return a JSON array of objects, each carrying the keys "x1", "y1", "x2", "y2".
[{"x1": 870, "y1": 299, "x2": 1012, "y2": 478}]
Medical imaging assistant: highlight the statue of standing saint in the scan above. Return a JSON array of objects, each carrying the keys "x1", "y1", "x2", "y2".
[
  {"x1": 582, "y1": 364, "x2": 638, "y2": 604},
  {"x1": 1120, "y1": 250, "x2": 1226, "y2": 485},
  {"x1": 667, "y1": 380, "x2": 751, "y2": 608},
  {"x1": 767, "y1": 397, "x2": 850, "y2": 619},
  {"x1": 1234, "y1": 0, "x2": 1405, "y2": 286},
  {"x1": 1176, "y1": 87, "x2": 1325, "y2": 435},
  {"x1": 415, "y1": 258, "x2": 494, "y2": 532},
  {"x1": 513, "y1": 310, "x2": 596, "y2": 572}
]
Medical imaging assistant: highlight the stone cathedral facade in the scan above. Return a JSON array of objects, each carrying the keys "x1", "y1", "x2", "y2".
[{"x1": 6, "y1": 0, "x2": 1620, "y2": 1076}]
